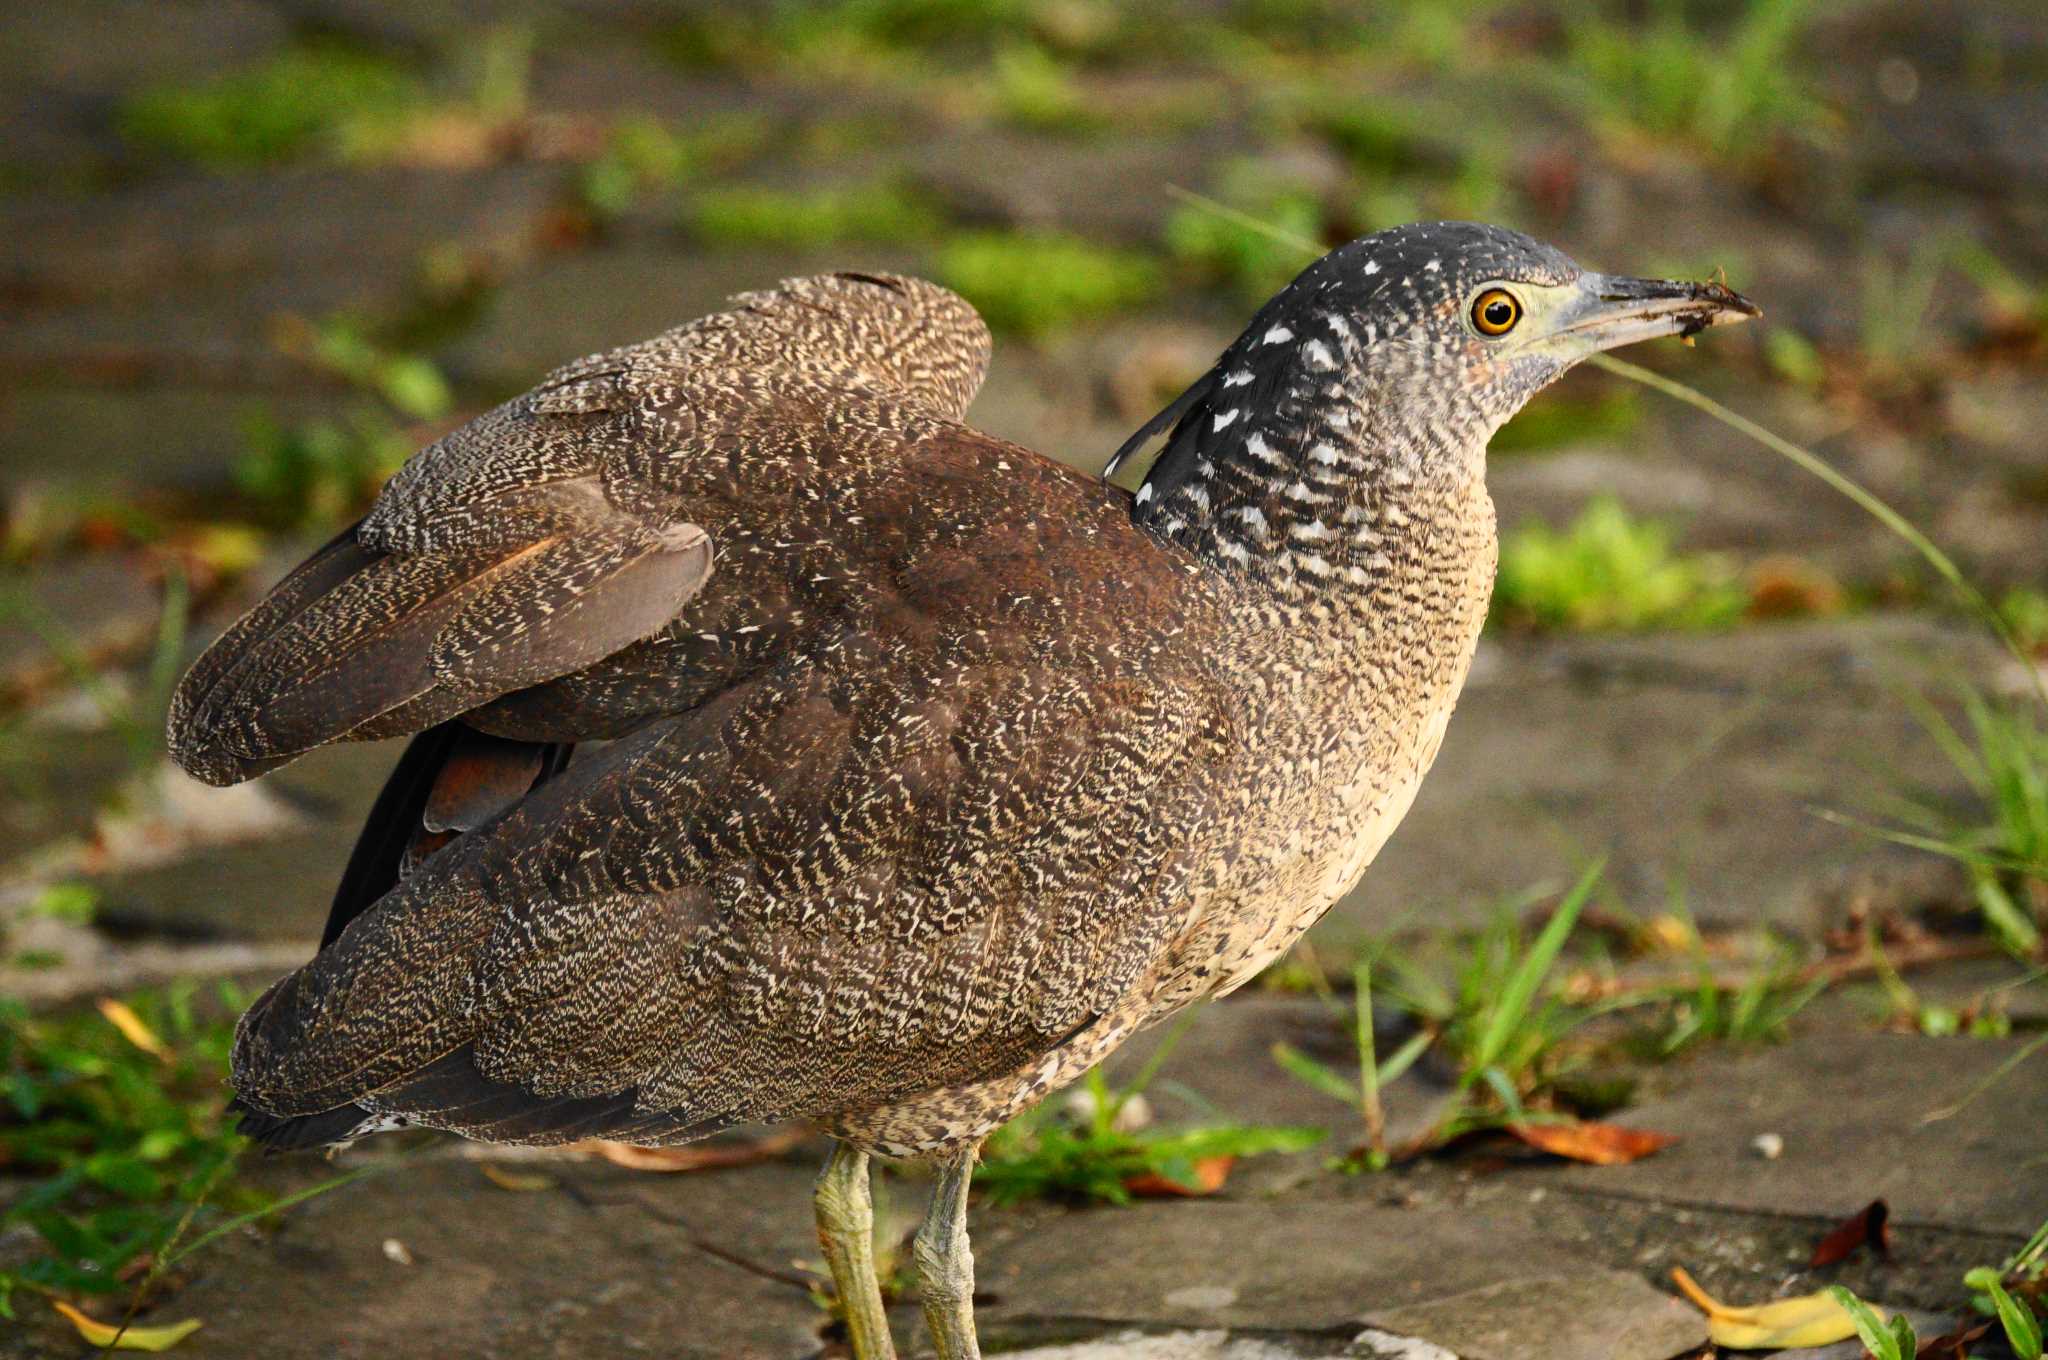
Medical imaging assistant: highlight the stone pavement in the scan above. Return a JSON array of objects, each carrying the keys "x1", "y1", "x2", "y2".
[
  {"x1": 5, "y1": 2, "x2": 2048, "y2": 1355},
  {"x1": 6, "y1": 991, "x2": 2041, "y2": 1359}
]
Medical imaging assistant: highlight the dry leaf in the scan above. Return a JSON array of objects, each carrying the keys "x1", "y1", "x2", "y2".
[
  {"x1": 96, "y1": 999, "x2": 169, "y2": 1061},
  {"x1": 1508, "y1": 1121, "x2": 1679, "y2": 1166},
  {"x1": 1916, "y1": 1319, "x2": 1991, "y2": 1358},
  {"x1": 1810, "y1": 1199, "x2": 1890, "y2": 1267},
  {"x1": 480, "y1": 1164, "x2": 557, "y2": 1192},
  {"x1": 1670, "y1": 1265, "x2": 1863, "y2": 1349},
  {"x1": 1643, "y1": 913, "x2": 1699, "y2": 953},
  {"x1": 580, "y1": 1127, "x2": 807, "y2": 1173},
  {"x1": 51, "y1": 1302, "x2": 201, "y2": 1352},
  {"x1": 1125, "y1": 1155, "x2": 1235, "y2": 1198}
]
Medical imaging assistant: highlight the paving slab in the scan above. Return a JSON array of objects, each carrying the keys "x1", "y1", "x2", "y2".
[
  {"x1": 0, "y1": 1155, "x2": 838, "y2": 1360},
  {"x1": 972, "y1": 1193, "x2": 1625, "y2": 1337},
  {"x1": 4, "y1": 989, "x2": 2034, "y2": 1359},
  {"x1": 0, "y1": 386, "x2": 342, "y2": 490},
  {"x1": 1524, "y1": 1027, "x2": 2048, "y2": 1238},
  {"x1": 90, "y1": 739, "x2": 410, "y2": 943},
  {"x1": 1347, "y1": 616, "x2": 2002, "y2": 939},
  {"x1": 1359, "y1": 1269, "x2": 1704, "y2": 1360},
  {"x1": 1001, "y1": 1331, "x2": 1347, "y2": 1359},
  {"x1": 3, "y1": 165, "x2": 557, "y2": 310}
]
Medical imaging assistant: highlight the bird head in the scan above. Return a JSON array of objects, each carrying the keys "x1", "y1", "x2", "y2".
[{"x1": 1116, "y1": 222, "x2": 1759, "y2": 519}]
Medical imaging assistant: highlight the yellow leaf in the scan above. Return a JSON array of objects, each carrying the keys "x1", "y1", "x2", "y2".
[
  {"x1": 479, "y1": 1164, "x2": 557, "y2": 1192},
  {"x1": 1670, "y1": 1266, "x2": 1864, "y2": 1349},
  {"x1": 52, "y1": 1301, "x2": 202, "y2": 1351},
  {"x1": 186, "y1": 523, "x2": 268, "y2": 576},
  {"x1": 96, "y1": 999, "x2": 169, "y2": 1062},
  {"x1": 1644, "y1": 913, "x2": 1697, "y2": 953}
]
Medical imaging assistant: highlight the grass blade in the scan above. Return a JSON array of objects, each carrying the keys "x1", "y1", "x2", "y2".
[{"x1": 1472, "y1": 859, "x2": 1604, "y2": 1072}]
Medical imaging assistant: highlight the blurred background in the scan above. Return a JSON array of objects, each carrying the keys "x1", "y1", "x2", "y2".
[
  {"x1": 3, "y1": 3, "x2": 2048, "y2": 1353},
  {"x1": 6, "y1": 0, "x2": 2047, "y2": 947}
]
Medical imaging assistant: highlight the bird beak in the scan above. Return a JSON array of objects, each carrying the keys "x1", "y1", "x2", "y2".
[{"x1": 1553, "y1": 273, "x2": 1762, "y2": 353}]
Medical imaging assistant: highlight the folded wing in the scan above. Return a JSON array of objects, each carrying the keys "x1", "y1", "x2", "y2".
[{"x1": 167, "y1": 273, "x2": 990, "y2": 785}]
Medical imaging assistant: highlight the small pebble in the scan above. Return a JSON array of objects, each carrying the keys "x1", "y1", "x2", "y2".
[
  {"x1": 1752, "y1": 1132, "x2": 1784, "y2": 1160},
  {"x1": 382, "y1": 1237, "x2": 415, "y2": 1266}
]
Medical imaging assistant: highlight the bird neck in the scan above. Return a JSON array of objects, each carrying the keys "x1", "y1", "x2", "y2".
[{"x1": 1127, "y1": 367, "x2": 1489, "y2": 615}]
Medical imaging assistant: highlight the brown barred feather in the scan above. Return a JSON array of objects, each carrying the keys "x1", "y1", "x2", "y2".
[{"x1": 178, "y1": 259, "x2": 1505, "y2": 1159}]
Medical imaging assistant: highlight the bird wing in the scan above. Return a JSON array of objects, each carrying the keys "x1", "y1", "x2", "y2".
[
  {"x1": 228, "y1": 433, "x2": 1235, "y2": 1148},
  {"x1": 168, "y1": 272, "x2": 991, "y2": 786}
]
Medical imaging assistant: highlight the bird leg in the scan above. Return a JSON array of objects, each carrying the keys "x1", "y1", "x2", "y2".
[
  {"x1": 913, "y1": 1144, "x2": 983, "y2": 1360},
  {"x1": 814, "y1": 1140, "x2": 897, "y2": 1360}
]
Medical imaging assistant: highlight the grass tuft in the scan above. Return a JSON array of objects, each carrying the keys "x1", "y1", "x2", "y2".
[
  {"x1": 1493, "y1": 495, "x2": 1745, "y2": 632},
  {"x1": 937, "y1": 231, "x2": 1161, "y2": 338},
  {"x1": 1558, "y1": 0, "x2": 1831, "y2": 156},
  {"x1": 118, "y1": 44, "x2": 423, "y2": 167},
  {"x1": 977, "y1": 1064, "x2": 1322, "y2": 1205},
  {"x1": 0, "y1": 986, "x2": 248, "y2": 1317}
]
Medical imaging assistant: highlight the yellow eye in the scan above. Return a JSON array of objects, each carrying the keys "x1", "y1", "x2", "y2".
[{"x1": 1471, "y1": 288, "x2": 1521, "y2": 336}]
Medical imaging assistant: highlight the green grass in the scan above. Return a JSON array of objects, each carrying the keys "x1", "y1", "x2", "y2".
[
  {"x1": 1867, "y1": 935, "x2": 2014, "y2": 1038},
  {"x1": 1165, "y1": 189, "x2": 1324, "y2": 306},
  {"x1": 1889, "y1": 686, "x2": 2048, "y2": 959},
  {"x1": 1859, "y1": 237, "x2": 1953, "y2": 377},
  {"x1": 574, "y1": 115, "x2": 767, "y2": 222},
  {"x1": 937, "y1": 230, "x2": 1161, "y2": 338},
  {"x1": 1488, "y1": 389, "x2": 1642, "y2": 455},
  {"x1": 1557, "y1": 0, "x2": 1830, "y2": 155},
  {"x1": 1273, "y1": 868, "x2": 1841, "y2": 1158},
  {"x1": 235, "y1": 314, "x2": 452, "y2": 530},
  {"x1": 1493, "y1": 495, "x2": 1746, "y2": 632},
  {"x1": 0, "y1": 570, "x2": 188, "y2": 774},
  {"x1": 2002, "y1": 588, "x2": 2048, "y2": 654},
  {"x1": 986, "y1": 42, "x2": 1106, "y2": 135},
  {"x1": 1309, "y1": 104, "x2": 1448, "y2": 179},
  {"x1": 657, "y1": 0, "x2": 1129, "y2": 82},
  {"x1": 1270, "y1": 955, "x2": 1433, "y2": 1168},
  {"x1": 1965, "y1": 1217, "x2": 2048, "y2": 1360},
  {"x1": 0, "y1": 986, "x2": 249, "y2": 1317},
  {"x1": 686, "y1": 181, "x2": 943, "y2": 250},
  {"x1": 1284, "y1": 864, "x2": 1644, "y2": 1148},
  {"x1": 235, "y1": 408, "x2": 413, "y2": 530},
  {"x1": 1654, "y1": 939, "x2": 1824, "y2": 1054},
  {"x1": 977, "y1": 1063, "x2": 1322, "y2": 1205},
  {"x1": 118, "y1": 44, "x2": 424, "y2": 167},
  {"x1": 117, "y1": 26, "x2": 538, "y2": 170},
  {"x1": 1829, "y1": 1286, "x2": 1918, "y2": 1360}
]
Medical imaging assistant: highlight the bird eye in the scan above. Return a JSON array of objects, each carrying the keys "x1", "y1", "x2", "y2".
[{"x1": 1471, "y1": 288, "x2": 1521, "y2": 336}]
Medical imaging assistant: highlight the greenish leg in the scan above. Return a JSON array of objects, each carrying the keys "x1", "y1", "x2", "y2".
[
  {"x1": 815, "y1": 1140, "x2": 898, "y2": 1360},
  {"x1": 913, "y1": 1144, "x2": 983, "y2": 1360}
]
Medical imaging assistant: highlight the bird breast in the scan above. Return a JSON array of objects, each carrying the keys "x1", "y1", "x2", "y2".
[{"x1": 1155, "y1": 476, "x2": 1498, "y2": 1005}]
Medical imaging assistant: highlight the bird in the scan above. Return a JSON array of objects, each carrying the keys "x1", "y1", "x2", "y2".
[{"x1": 167, "y1": 221, "x2": 1756, "y2": 1360}]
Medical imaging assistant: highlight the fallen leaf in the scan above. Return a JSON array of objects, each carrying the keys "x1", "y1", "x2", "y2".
[
  {"x1": 51, "y1": 1302, "x2": 201, "y2": 1352},
  {"x1": 1125, "y1": 1155, "x2": 1235, "y2": 1197},
  {"x1": 1643, "y1": 913, "x2": 1699, "y2": 953},
  {"x1": 479, "y1": 1164, "x2": 557, "y2": 1192},
  {"x1": 579, "y1": 1127, "x2": 808, "y2": 1173},
  {"x1": 1810, "y1": 1198, "x2": 1890, "y2": 1267},
  {"x1": 1916, "y1": 1319, "x2": 1990, "y2": 1358},
  {"x1": 1670, "y1": 1265, "x2": 1864, "y2": 1349},
  {"x1": 1747, "y1": 555, "x2": 1846, "y2": 618},
  {"x1": 1508, "y1": 1120, "x2": 1679, "y2": 1166},
  {"x1": 96, "y1": 999, "x2": 169, "y2": 1061}
]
